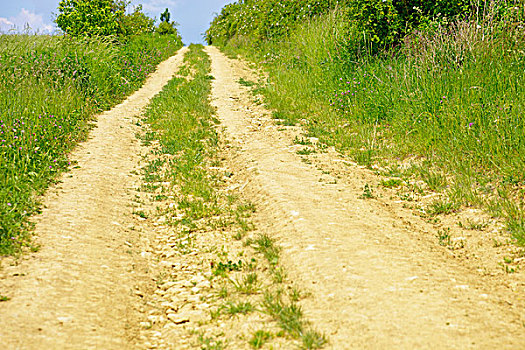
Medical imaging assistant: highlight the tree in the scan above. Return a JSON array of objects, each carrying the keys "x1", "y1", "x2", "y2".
[
  {"x1": 157, "y1": 8, "x2": 178, "y2": 35},
  {"x1": 121, "y1": 4, "x2": 155, "y2": 35},
  {"x1": 56, "y1": 0, "x2": 125, "y2": 36},
  {"x1": 160, "y1": 8, "x2": 171, "y2": 23}
]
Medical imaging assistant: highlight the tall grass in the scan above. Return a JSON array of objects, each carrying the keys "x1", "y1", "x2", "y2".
[
  {"x1": 0, "y1": 33, "x2": 183, "y2": 254},
  {"x1": 218, "y1": 6, "x2": 525, "y2": 245}
]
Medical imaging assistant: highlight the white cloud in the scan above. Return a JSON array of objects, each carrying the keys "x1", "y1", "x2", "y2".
[
  {"x1": 0, "y1": 18, "x2": 14, "y2": 28},
  {"x1": 0, "y1": 8, "x2": 55, "y2": 34}
]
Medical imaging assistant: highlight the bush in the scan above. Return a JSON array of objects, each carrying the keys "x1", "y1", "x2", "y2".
[
  {"x1": 156, "y1": 8, "x2": 180, "y2": 37},
  {"x1": 56, "y1": 0, "x2": 125, "y2": 36},
  {"x1": 120, "y1": 5, "x2": 155, "y2": 35},
  {"x1": 341, "y1": 0, "x2": 472, "y2": 53},
  {"x1": 157, "y1": 21, "x2": 177, "y2": 35},
  {"x1": 206, "y1": 0, "x2": 474, "y2": 53},
  {"x1": 56, "y1": 0, "x2": 161, "y2": 37},
  {"x1": 205, "y1": 0, "x2": 337, "y2": 45}
]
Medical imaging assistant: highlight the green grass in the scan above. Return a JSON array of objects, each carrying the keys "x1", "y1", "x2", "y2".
[
  {"x1": 427, "y1": 199, "x2": 460, "y2": 216},
  {"x1": 223, "y1": 300, "x2": 255, "y2": 316},
  {"x1": 294, "y1": 136, "x2": 313, "y2": 146},
  {"x1": 230, "y1": 272, "x2": 260, "y2": 294},
  {"x1": 238, "y1": 77, "x2": 256, "y2": 87},
  {"x1": 458, "y1": 219, "x2": 488, "y2": 231},
  {"x1": 380, "y1": 178, "x2": 403, "y2": 188},
  {"x1": 249, "y1": 330, "x2": 272, "y2": 349},
  {"x1": 297, "y1": 148, "x2": 315, "y2": 155},
  {"x1": 249, "y1": 233, "x2": 280, "y2": 266},
  {"x1": 262, "y1": 291, "x2": 326, "y2": 349},
  {"x1": 0, "y1": 33, "x2": 182, "y2": 255},
  {"x1": 213, "y1": 7, "x2": 525, "y2": 246},
  {"x1": 144, "y1": 44, "x2": 224, "y2": 234},
  {"x1": 359, "y1": 184, "x2": 375, "y2": 199},
  {"x1": 419, "y1": 168, "x2": 448, "y2": 192},
  {"x1": 199, "y1": 334, "x2": 225, "y2": 350}
]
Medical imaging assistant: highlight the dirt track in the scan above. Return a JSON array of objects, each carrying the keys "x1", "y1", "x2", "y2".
[
  {"x1": 0, "y1": 47, "x2": 187, "y2": 349},
  {"x1": 205, "y1": 46, "x2": 525, "y2": 349},
  {"x1": 0, "y1": 46, "x2": 524, "y2": 349}
]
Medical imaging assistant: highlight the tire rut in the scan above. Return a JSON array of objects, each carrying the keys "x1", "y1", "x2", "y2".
[{"x1": 0, "y1": 47, "x2": 188, "y2": 350}]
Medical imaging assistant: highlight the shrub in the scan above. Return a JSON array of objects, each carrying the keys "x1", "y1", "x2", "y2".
[
  {"x1": 157, "y1": 21, "x2": 177, "y2": 35},
  {"x1": 56, "y1": 0, "x2": 162, "y2": 37},
  {"x1": 56, "y1": 0, "x2": 125, "y2": 37},
  {"x1": 120, "y1": 5, "x2": 155, "y2": 35}
]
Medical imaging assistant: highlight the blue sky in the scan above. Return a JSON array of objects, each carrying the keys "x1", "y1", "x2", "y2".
[{"x1": 0, "y1": 0, "x2": 234, "y2": 43}]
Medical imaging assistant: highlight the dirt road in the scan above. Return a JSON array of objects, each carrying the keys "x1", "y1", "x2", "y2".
[
  {"x1": 205, "y1": 46, "x2": 525, "y2": 349},
  {"x1": 0, "y1": 47, "x2": 188, "y2": 349},
  {"x1": 0, "y1": 45, "x2": 524, "y2": 349}
]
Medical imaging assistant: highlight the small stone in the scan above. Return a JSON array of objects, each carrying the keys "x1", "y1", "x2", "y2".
[
  {"x1": 57, "y1": 316, "x2": 73, "y2": 324},
  {"x1": 167, "y1": 313, "x2": 189, "y2": 324},
  {"x1": 147, "y1": 315, "x2": 161, "y2": 324},
  {"x1": 161, "y1": 301, "x2": 178, "y2": 310},
  {"x1": 196, "y1": 303, "x2": 210, "y2": 310},
  {"x1": 159, "y1": 260, "x2": 174, "y2": 268},
  {"x1": 454, "y1": 285, "x2": 469, "y2": 290},
  {"x1": 140, "y1": 322, "x2": 152, "y2": 329},
  {"x1": 160, "y1": 281, "x2": 177, "y2": 291},
  {"x1": 196, "y1": 280, "x2": 211, "y2": 289},
  {"x1": 187, "y1": 294, "x2": 200, "y2": 303},
  {"x1": 165, "y1": 286, "x2": 184, "y2": 297}
]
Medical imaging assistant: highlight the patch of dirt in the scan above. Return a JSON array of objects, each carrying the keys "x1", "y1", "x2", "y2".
[
  {"x1": 205, "y1": 46, "x2": 525, "y2": 349},
  {"x1": 129, "y1": 153, "x2": 292, "y2": 349},
  {"x1": 0, "y1": 47, "x2": 188, "y2": 349}
]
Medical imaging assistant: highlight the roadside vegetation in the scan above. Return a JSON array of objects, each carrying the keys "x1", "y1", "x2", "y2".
[
  {"x1": 206, "y1": 0, "x2": 525, "y2": 246},
  {"x1": 0, "y1": 1, "x2": 183, "y2": 255},
  {"x1": 137, "y1": 44, "x2": 325, "y2": 349}
]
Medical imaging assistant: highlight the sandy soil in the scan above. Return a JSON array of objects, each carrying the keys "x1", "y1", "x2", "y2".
[
  {"x1": 0, "y1": 47, "x2": 187, "y2": 349},
  {"x1": 205, "y1": 46, "x2": 525, "y2": 349}
]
